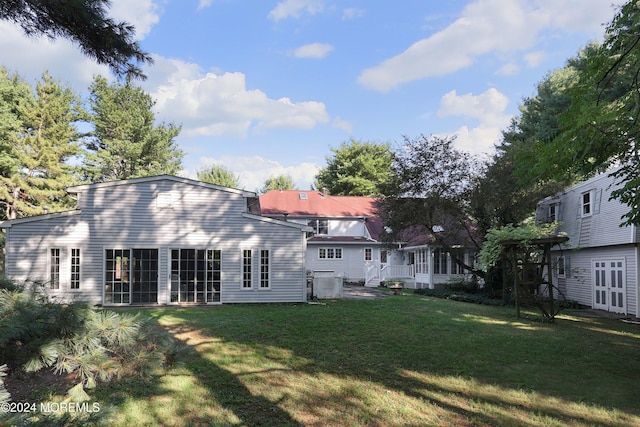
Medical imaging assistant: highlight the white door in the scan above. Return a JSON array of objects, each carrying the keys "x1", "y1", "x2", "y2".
[{"x1": 592, "y1": 259, "x2": 626, "y2": 314}]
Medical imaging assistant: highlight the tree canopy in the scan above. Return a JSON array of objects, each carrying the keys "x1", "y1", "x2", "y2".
[
  {"x1": 84, "y1": 76, "x2": 183, "y2": 183},
  {"x1": 197, "y1": 165, "x2": 241, "y2": 189},
  {"x1": 261, "y1": 174, "x2": 296, "y2": 193},
  {"x1": 0, "y1": 0, "x2": 152, "y2": 79},
  {"x1": 513, "y1": 1, "x2": 640, "y2": 225},
  {"x1": 315, "y1": 139, "x2": 393, "y2": 196},
  {"x1": 0, "y1": 69, "x2": 83, "y2": 219},
  {"x1": 379, "y1": 134, "x2": 482, "y2": 273}
]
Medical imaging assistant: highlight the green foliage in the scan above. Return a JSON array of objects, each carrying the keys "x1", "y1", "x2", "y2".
[
  {"x1": 197, "y1": 164, "x2": 241, "y2": 188},
  {"x1": 0, "y1": 69, "x2": 83, "y2": 219},
  {"x1": 477, "y1": 222, "x2": 561, "y2": 271},
  {"x1": 0, "y1": 284, "x2": 180, "y2": 403},
  {"x1": 84, "y1": 76, "x2": 183, "y2": 183},
  {"x1": 511, "y1": 1, "x2": 640, "y2": 225},
  {"x1": 261, "y1": 174, "x2": 296, "y2": 193},
  {"x1": 315, "y1": 138, "x2": 393, "y2": 196},
  {"x1": 414, "y1": 288, "x2": 505, "y2": 306},
  {"x1": 0, "y1": 0, "x2": 152, "y2": 79}
]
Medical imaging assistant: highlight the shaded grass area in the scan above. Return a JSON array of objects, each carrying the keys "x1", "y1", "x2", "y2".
[{"x1": 92, "y1": 295, "x2": 640, "y2": 426}]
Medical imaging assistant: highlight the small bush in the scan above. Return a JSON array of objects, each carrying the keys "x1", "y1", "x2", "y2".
[{"x1": 414, "y1": 288, "x2": 507, "y2": 306}]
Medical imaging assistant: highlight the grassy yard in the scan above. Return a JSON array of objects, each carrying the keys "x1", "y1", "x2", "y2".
[{"x1": 88, "y1": 294, "x2": 640, "y2": 426}]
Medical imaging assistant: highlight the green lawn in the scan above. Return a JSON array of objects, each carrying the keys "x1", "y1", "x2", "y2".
[{"x1": 92, "y1": 294, "x2": 640, "y2": 426}]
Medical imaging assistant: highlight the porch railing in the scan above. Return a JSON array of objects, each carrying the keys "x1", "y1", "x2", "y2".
[
  {"x1": 380, "y1": 265, "x2": 414, "y2": 281},
  {"x1": 365, "y1": 264, "x2": 379, "y2": 284}
]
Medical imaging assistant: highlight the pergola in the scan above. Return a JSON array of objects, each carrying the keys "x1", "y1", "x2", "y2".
[{"x1": 499, "y1": 235, "x2": 569, "y2": 322}]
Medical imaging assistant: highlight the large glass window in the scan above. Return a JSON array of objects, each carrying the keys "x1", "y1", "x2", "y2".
[
  {"x1": 105, "y1": 249, "x2": 130, "y2": 304},
  {"x1": 415, "y1": 249, "x2": 429, "y2": 275},
  {"x1": 171, "y1": 249, "x2": 221, "y2": 302},
  {"x1": 132, "y1": 249, "x2": 158, "y2": 303},
  {"x1": 433, "y1": 249, "x2": 448, "y2": 275}
]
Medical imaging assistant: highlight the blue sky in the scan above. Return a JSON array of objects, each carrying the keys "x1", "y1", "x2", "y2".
[{"x1": 0, "y1": 0, "x2": 623, "y2": 191}]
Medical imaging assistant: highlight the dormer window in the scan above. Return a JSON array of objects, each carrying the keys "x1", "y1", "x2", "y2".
[
  {"x1": 307, "y1": 219, "x2": 328, "y2": 235},
  {"x1": 548, "y1": 204, "x2": 557, "y2": 222},
  {"x1": 582, "y1": 191, "x2": 592, "y2": 217},
  {"x1": 299, "y1": 192, "x2": 307, "y2": 200}
]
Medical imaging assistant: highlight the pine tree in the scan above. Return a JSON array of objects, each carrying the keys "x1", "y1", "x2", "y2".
[
  {"x1": 84, "y1": 76, "x2": 183, "y2": 182},
  {"x1": 0, "y1": 71, "x2": 83, "y2": 219}
]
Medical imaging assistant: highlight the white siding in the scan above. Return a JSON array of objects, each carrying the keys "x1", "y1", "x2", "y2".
[
  {"x1": 551, "y1": 245, "x2": 637, "y2": 315},
  {"x1": 306, "y1": 243, "x2": 379, "y2": 282},
  {"x1": 3, "y1": 178, "x2": 308, "y2": 305}
]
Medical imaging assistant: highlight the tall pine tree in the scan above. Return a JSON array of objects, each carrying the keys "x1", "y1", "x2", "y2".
[
  {"x1": 84, "y1": 76, "x2": 183, "y2": 182},
  {"x1": 0, "y1": 70, "x2": 83, "y2": 219}
]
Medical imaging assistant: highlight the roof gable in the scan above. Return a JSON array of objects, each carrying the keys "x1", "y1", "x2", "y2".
[
  {"x1": 67, "y1": 175, "x2": 256, "y2": 197},
  {"x1": 259, "y1": 190, "x2": 378, "y2": 217}
]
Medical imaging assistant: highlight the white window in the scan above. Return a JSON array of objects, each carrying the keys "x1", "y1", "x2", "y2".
[
  {"x1": 582, "y1": 192, "x2": 592, "y2": 216},
  {"x1": 50, "y1": 248, "x2": 60, "y2": 289},
  {"x1": 415, "y1": 249, "x2": 428, "y2": 275},
  {"x1": 364, "y1": 248, "x2": 372, "y2": 261},
  {"x1": 548, "y1": 204, "x2": 557, "y2": 222},
  {"x1": 308, "y1": 219, "x2": 328, "y2": 235},
  {"x1": 242, "y1": 249, "x2": 252, "y2": 289},
  {"x1": 433, "y1": 249, "x2": 448, "y2": 275},
  {"x1": 259, "y1": 250, "x2": 270, "y2": 289},
  {"x1": 318, "y1": 247, "x2": 342, "y2": 259},
  {"x1": 557, "y1": 256, "x2": 566, "y2": 278},
  {"x1": 70, "y1": 248, "x2": 81, "y2": 289}
]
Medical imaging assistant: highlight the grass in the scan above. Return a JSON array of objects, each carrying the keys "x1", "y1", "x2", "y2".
[{"x1": 83, "y1": 295, "x2": 640, "y2": 426}]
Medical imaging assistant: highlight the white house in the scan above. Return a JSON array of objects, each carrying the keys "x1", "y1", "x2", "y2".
[
  {"x1": 536, "y1": 169, "x2": 639, "y2": 317},
  {"x1": 0, "y1": 176, "x2": 311, "y2": 305},
  {"x1": 259, "y1": 190, "x2": 476, "y2": 289}
]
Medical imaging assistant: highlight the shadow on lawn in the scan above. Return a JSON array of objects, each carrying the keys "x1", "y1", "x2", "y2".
[
  {"x1": 125, "y1": 300, "x2": 640, "y2": 426},
  {"x1": 101, "y1": 318, "x2": 302, "y2": 427}
]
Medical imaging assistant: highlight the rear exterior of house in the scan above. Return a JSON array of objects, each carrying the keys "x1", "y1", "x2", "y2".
[
  {"x1": 259, "y1": 190, "x2": 477, "y2": 289},
  {"x1": 1, "y1": 176, "x2": 310, "y2": 305},
  {"x1": 260, "y1": 190, "x2": 384, "y2": 285},
  {"x1": 536, "y1": 170, "x2": 640, "y2": 317}
]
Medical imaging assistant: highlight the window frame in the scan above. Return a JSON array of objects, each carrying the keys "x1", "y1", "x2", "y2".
[
  {"x1": 557, "y1": 256, "x2": 566, "y2": 278},
  {"x1": 318, "y1": 247, "x2": 342, "y2": 260},
  {"x1": 49, "y1": 248, "x2": 61, "y2": 289},
  {"x1": 241, "y1": 249, "x2": 253, "y2": 289},
  {"x1": 582, "y1": 191, "x2": 592, "y2": 217},
  {"x1": 364, "y1": 248, "x2": 372, "y2": 261},
  {"x1": 70, "y1": 248, "x2": 81, "y2": 289},
  {"x1": 259, "y1": 249, "x2": 271, "y2": 290}
]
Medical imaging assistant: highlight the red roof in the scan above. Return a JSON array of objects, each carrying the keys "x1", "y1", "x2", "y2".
[{"x1": 259, "y1": 190, "x2": 383, "y2": 240}]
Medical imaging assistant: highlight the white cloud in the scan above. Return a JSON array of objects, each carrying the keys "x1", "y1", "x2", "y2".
[
  {"x1": 332, "y1": 117, "x2": 353, "y2": 134},
  {"x1": 198, "y1": 155, "x2": 320, "y2": 191},
  {"x1": 495, "y1": 63, "x2": 520, "y2": 76},
  {"x1": 108, "y1": 0, "x2": 160, "y2": 39},
  {"x1": 523, "y1": 51, "x2": 546, "y2": 68},
  {"x1": 145, "y1": 56, "x2": 330, "y2": 138},
  {"x1": 292, "y1": 43, "x2": 334, "y2": 59},
  {"x1": 197, "y1": 0, "x2": 214, "y2": 11},
  {"x1": 268, "y1": 0, "x2": 325, "y2": 21},
  {"x1": 437, "y1": 88, "x2": 512, "y2": 155},
  {"x1": 342, "y1": 8, "x2": 365, "y2": 20},
  {"x1": 358, "y1": 0, "x2": 618, "y2": 92},
  {"x1": 0, "y1": 0, "x2": 160, "y2": 91}
]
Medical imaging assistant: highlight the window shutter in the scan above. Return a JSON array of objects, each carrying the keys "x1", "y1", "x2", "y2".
[{"x1": 594, "y1": 189, "x2": 602, "y2": 214}]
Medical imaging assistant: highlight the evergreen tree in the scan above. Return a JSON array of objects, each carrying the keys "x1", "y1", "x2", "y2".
[
  {"x1": 0, "y1": 71, "x2": 83, "y2": 219},
  {"x1": 84, "y1": 76, "x2": 183, "y2": 183},
  {"x1": 0, "y1": 0, "x2": 152, "y2": 79},
  {"x1": 197, "y1": 165, "x2": 241, "y2": 188}
]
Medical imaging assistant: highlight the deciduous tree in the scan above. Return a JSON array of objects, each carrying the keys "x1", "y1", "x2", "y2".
[
  {"x1": 315, "y1": 139, "x2": 393, "y2": 196},
  {"x1": 197, "y1": 165, "x2": 241, "y2": 188},
  {"x1": 261, "y1": 174, "x2": 296, "y2": 193},
  {"x1": 379, "y1": 134, "x2": 482, "y2": 274}
]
